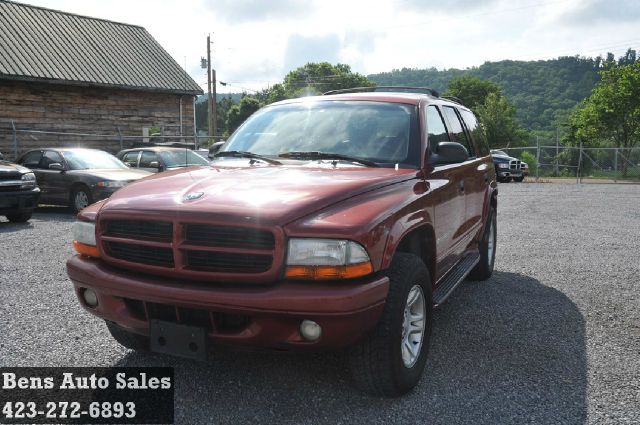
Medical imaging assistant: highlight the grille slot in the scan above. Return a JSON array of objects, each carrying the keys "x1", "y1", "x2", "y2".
[
  {"x1": 104, "y1": 220, "x2": 173, "y2": 242},
  {"x1": 186, "y1": 250, "x2": 272, "y2": 273},
  {"x1": 106, "y1": 241, "x2": 174, "y2": 267},
  {"x1": 185, "y1": 224, "x2": 275, "y2": 249}
]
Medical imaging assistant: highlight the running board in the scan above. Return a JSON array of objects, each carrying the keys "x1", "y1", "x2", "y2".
[{"x1": 432, "y1": 253, "x2": 480, "y2": 307}]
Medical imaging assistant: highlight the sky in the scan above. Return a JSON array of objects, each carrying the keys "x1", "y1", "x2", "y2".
[{"x1": 15, "y1": 0, "x2": 640, "y2": 94}]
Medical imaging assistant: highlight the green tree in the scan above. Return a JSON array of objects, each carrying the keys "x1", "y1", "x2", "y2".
[
  {"x1": 444, "y1": 75, "x2": 501, "y2": 109},
  {"x1": 281, "y1": 62, "x2": 374, "y2": 98},
  {"x1": 226, "y1": 96, "x2": 261, "y2": 135},
  {"x1": 476, "y1": 92, "x2": 528, "y2": 148},
  {"x1": 567, "y1": 62, "x2": 640, "y2": 176}
]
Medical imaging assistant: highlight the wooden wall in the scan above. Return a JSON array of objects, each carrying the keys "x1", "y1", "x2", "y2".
[{"x1": 0, "y1": 80, "x2": 197, "y2": 160}]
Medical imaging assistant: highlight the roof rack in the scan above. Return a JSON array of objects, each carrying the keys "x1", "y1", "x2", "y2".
[
  {"x1": 323, "y1": 86, "x2": 440, "y2": 97},
  {"x1": 440, "y1": 95, "x2": 464, "y2": 105}
]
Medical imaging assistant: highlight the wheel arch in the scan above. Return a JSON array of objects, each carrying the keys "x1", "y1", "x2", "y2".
[{"x1": 386, "y1": 224, "x2": 436, "y2": 287}]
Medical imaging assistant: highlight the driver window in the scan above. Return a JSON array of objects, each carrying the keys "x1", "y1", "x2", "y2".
[
  {"x1": 426, "y1": 106, "x2": 450, "y2": 153},
  {"x1": 139, "y1": 151, "x2": 159, "y2": 168},
  {"x1": 40, "y1": 151, "x2": 64, "y2": 169}
]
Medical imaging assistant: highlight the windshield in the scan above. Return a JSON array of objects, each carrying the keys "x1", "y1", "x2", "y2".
[
  {"x1": 492, "y1": 150, "x2": 508, "y2": 156},
  {"x1": 222, "y1": 101, "x2": 420, "y2": 168},
  {"x1": 159, "y1": 150, "x2": 209, "y2": 167},
  {"x1": 61, "y1": 150, "x2": 127, "y2": 170}
]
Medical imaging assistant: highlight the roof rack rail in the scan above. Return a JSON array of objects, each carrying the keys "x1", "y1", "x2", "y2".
[
  {"x1": 323, "y1": 86, "x2": 440, "y2": 97},
  {"x1": 440, "y1": 95, "x2": 464, "y2": 105}
]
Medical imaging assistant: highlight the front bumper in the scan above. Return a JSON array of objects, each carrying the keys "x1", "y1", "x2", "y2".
[
  {"x1": 497, "y1": 169, "x2": 523, "y2": 178},
  {"x1": 0, "y1": 188, "x2": 40, "y2": 214},
  {"x1": 67, "y1": 256, "x2": 389, "y2": 350},
  {"x1": 91, "y1": 187, "x2": 120, "y2": 202}
]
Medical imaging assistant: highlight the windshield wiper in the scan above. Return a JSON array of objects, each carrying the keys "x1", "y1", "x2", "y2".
[
  {"x1": 278, "y1": 151, "x2": 378, "y2": 167},
  {"x1": 214, "y1": 151, "x2": 281, "y2": 165}
]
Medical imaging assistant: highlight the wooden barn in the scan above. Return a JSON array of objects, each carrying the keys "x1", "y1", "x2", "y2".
[{"x1": 0, "y1": 0, "x2": 203, "y2": 159}]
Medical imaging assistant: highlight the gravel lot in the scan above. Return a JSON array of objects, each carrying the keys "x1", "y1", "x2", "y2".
[{"x1": 1, "y1": 183, "x2": 639, "y2": 424}]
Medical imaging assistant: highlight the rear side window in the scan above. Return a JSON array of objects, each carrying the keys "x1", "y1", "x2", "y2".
[
  {"x1": 426, "y1": 106, "x2": 450, "y2": 151},
  {"x1": 459, "y1": 109, "x2": 489, "y2": 157},
  {"x1": 442, "y1": 106, "x2": 474, "y2": 157},
  {"x1": 20, "y1": 151, "x2": 43, "y2": 168}
]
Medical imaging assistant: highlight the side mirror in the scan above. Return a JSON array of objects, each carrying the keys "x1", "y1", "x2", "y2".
[
  {"x1": 149, "y1": 161, "x2": 160, "y2": 169},
  {"x1": 208, "y1": 141, "x2": 225, "y2": 159},
  {"x1": 49, "y1": 163, "x2": 65, "y2": 171},
  {"x1": 429, "y1": 142, "x2": 469, "y2": 165}
]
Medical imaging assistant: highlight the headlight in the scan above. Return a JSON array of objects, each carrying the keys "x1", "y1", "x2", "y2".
[
  {"x1": 20, "y1": 172, "x2": 36, "y2": 189},
  {"x1": 96, "y1": 181, "x2": 127, "y2": 188},
  {"x1": 285, "y1": 238, "x2": 373, "y2": 280},
  {"x1": 498, "y1": 163, "x2": 509, "y2": 169},
  {"x1": 72, "y1": 221, "x2": 100, "y2": 258}
]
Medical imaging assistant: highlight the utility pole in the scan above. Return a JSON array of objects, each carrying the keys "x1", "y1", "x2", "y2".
[
  {"x1": 206, "y1": 34, "x2": 217, "y2": 138},
  {"x1": 212, "y1": 67, "x2": 217, "y2": 138}
]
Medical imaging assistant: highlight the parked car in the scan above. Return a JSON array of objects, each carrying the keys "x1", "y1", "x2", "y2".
[
  {"x1": 490, "y1": 149, "x2": 525, "y2": 182},
  {"x1": 67, "y1": 87, "x2": 498, "y2": 396},
  {"x1": 17, "y1": 148, "x2": 151, "y2": 213},
  {"x1": 521, "y1": 161, "x2": 529, "y2": 177},
  {"x1": 0, "y1": 158, "x2": 40, "y2": 222},
  {"x1": 116, "y1": 147, "x2": 209, "y2": 172}
]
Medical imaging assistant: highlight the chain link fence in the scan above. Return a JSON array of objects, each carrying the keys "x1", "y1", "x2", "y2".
[
  {"x1": 0, "y1": 121, "x2": 225, "y2": 161},
  {"x1": 498, "y1": 145, "x2": 640, "y2": 183}
]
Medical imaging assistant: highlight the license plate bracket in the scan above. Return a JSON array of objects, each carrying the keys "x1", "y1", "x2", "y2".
[{"x1": 149, "y1": 319, "x2": 207, "y2": 361}]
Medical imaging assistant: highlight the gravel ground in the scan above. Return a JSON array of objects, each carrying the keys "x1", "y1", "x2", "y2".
[{"x1": 1, "y1": 184, "x2": 639, "y2": 424}]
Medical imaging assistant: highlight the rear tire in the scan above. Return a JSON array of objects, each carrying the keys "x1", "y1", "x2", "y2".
[
  {"x1": 71, "y1": 186, "x2": 92, "y2": 213},
  {"x1": 349, "y1": 253, "x2": 432, "y2": 396},
  {"x1": 6, "y1": 211, "x2": 32, "y2": 223},
  {"x1": 105, "y1": 321, "x2": 149, "y2": 351},
  {"x1": 468, "y1": 206, "x2": 497, "y2": 281}
]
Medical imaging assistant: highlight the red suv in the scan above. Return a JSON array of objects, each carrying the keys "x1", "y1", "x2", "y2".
[{"x1": 67, "y1": 87, "x2": 498, "y2": 396}]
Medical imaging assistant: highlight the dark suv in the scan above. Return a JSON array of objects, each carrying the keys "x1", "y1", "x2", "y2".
[
  {"x1": 66, "y1": 87, "x2": 498, "y2": 396},
  {"x1": 0, "y1": 157, "x2": 40, "y2": 222}
]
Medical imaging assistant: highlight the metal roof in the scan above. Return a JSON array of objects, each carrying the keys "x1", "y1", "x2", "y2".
[{"x1": 0, "y1": 1, "x2": 203, "y2": 95}]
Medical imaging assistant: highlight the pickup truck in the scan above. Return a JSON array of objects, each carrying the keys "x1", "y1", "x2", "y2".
[{"x1": 67, "y1": 87, "x2": 498, "y2": 396}]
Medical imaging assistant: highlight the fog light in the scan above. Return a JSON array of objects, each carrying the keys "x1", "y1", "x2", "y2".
[
  {"x1": 300, "y1": 320, "x2": 321, "y2": 341},
  {"x1": 82, "y1": 288, "x2": 98, "y2": 307}
]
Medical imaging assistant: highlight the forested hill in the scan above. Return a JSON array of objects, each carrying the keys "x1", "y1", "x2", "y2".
[{"x1": 368, "y1": 56, "x2": 603, "y2": 133}]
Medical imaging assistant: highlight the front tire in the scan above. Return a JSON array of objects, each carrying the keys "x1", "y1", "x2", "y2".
[
  {"x1": 6, "y1": 211, "x2": 32, "y2": 223},
  {"x1": 468, "y1": 206, "x2": 497, "y2": 281},
  {"x1": 71, "y1": 186, "x2": 92, "y2": 213},
  {"x1": 349, "y1": 253, "x2": 432, "y2": 396}
]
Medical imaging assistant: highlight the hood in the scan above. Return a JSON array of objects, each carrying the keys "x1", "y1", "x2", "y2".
[
  {"x1": 491, "y1": 154, "x2": 517, "y2": 162},
  {"x1": 68, "y1": 168, "x2": 152, "y2": 181},
  {"x1": 0, "y1": 161, "x2": 30, "y2": 176},
  {"x1": 99, "y1": 163, "x2": 417, "y2": 225}
]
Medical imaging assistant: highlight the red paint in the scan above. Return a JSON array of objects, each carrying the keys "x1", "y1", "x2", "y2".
[{"x1": 68, "y1": 92, "x2": 497, "y2": 350}]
